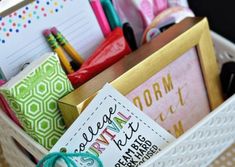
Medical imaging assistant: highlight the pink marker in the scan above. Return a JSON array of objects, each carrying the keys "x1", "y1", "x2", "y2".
[{"x1": 90, "y1": 0, "x2": 111, "y2": 37}]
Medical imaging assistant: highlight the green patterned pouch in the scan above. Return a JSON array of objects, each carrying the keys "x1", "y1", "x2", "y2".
[{"x1": 0, "y1": 53, "x2": 74, "y2": 150}]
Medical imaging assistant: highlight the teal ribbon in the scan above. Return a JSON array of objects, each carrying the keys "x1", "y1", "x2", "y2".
[{"x1": 36, "y1": 152, "x2": 103, "y2": 167}]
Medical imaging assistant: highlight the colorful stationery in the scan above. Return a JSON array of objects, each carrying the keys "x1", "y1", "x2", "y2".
[
  {"x1": 100, "y1": 0, "x2": 122, "y2": 30},
  {"x1": 90, "y1": 0, "x2": 111, "y2": 37},
  {"x1": 43, "y1": 29, "x2": 74, "y2": 74},
  {"x1": 68, "y1": 28, "x2": 132, "y2": 88},
  {"x1": 123, "y1": 22, "x2": 138, "y2": 51},
  {"x1": 142, "y1": 6, "x2": 194, "y2": 44},
  {"x1": 0, "y1": 53, "x2": 74, "y2": 150},
  {"x1": 0, "y1": 80, "x2": 22, "y2": 127},
  {"x1": 51, "y1": 27, "x2": 84, "y2": 65},
  {"x1": 153, "y1": 0, "x2": 169, "y2": 15},
  {"x1": 51, "y1": 84, "x2": 175, "y2": 166},
  {"x1": 112, "y1": 0, "x2": 149, "y2": 46},
  {"x1": 0, "y1": 0, "x2": 104, "y2": 80}
]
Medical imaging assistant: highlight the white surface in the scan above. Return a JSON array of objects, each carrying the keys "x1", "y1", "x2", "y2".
[
  {"x1": 0, "y1": 0, "x2": 104, "y2": 80},
  {"x1": 142, "y1": 95, "x2": 235, "y2": 167}
]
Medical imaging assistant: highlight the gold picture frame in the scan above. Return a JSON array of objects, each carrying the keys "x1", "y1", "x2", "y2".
[{"x1": 59, "y1": 17, "x2": 224, "y2": 127}]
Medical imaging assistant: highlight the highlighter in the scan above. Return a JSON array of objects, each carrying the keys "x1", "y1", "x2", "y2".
[
  {"x1": 90, "y1": 0, "x2": 111, "y2": 37},
  {"x1": 100, "y1": 0, "x2": 122, "y2": 30}
]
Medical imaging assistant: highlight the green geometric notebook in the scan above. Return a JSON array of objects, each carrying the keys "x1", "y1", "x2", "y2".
[{"x1": 0, "y1": 53, "x2": 74, "y2": 150}]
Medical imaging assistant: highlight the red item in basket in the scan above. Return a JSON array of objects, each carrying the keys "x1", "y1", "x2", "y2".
[
  {"x1": 68, "y1": 28, "x2": 132, "y2": 86},
  {"x1": 0, "y1": 80, "x2": 22, "y2": 128}
]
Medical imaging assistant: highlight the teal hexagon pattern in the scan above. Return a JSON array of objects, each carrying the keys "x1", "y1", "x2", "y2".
[{"x1": 0, "y1": 54, "x2": 74, "y2": 150}]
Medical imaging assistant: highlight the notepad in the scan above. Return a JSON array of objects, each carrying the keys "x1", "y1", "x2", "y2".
[
  {"x1": 0, "y1": 0, "x2": 104, "y2": 80},
  {"x1": 51, "y1": 84, "x2": 175, "y2": 166}
]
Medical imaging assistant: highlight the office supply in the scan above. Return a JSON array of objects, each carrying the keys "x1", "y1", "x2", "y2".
[
  {"x1": 0, "y1": 80, "x2": 22, "y2": 127},
  {"x1": 58, "y1": 18, "x2": 223, "y2": 131},
  {"x1": 51, "y1": 84, "x2": 175, "y2": 166},
  {"x1": 0, "y1": 0, "x2": 104, "y2": 80},
  {"x1": 0, "y1": 52, "x2": 74, "y2": 150},
  {"x1": 68, "y1": 28, "x2": 132, "y2": 87},
  {"x1": 142, "y1": 6, "x2": 194, "y2": 44},
  {"x1": 123, "y1": 22, "x2": 138, "y2": 51},
  {"x1": 0, "y1": 93, "x2": 22, "y2": 127},
  {"x1": 153, "y1": 0, "x2": 169, "y2": 15},
  {"x1": 101, "y1": 0, "x2": 122, "y2": 30},
  {"x1": 43, "y1": 29, "x2": 74, "y2": 74},
  {"x1": 90, "y1": 0, "x2": 111, "y2": 37},
  {"x1": 51, "y1": 27, "x2": 84, "y2": 65},
  {"x1": 0, "y1": 30, "x2": 233, "y2": 167},
  {"x1": 220, "y1": 62, "x2": 235, "y2": 98},
  {"x1": 112, "y1": 0, "x2": 158, "y2": 46},
  {"x1": 132, "y1": 0, "x2": 155, "y2": 26}
]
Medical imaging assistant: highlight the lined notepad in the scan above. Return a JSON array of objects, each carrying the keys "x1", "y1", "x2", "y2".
[{"x1": 0, "y1": 0, "x2": 104, "y2": 80}]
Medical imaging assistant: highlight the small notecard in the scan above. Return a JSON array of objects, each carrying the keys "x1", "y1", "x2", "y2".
[{"x1": 51, "y1": 84, "x2": 175, "y2": 166}]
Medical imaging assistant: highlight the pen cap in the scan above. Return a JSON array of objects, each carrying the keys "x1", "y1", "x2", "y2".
[
  {"x1": 101, "y1": 0, "x2": 122, "y2": 29},
  {"x1": 123, "y1": 22, "x2": 138, "y2": 51},
  {"x1": 220, "y1": 62, "x2": 235, "y2": 98}
]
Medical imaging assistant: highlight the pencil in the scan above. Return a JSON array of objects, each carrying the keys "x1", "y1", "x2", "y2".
[
  {"x1": 43, "y1": 29, "x2": 74, "y2": 74},
  {"x1": 51, "y1": 27, "x2": 84, "y2": 65}
]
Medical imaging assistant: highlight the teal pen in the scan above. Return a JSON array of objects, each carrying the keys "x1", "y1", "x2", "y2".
[{"x1": 100, "y1": 0, "x2": 122, "y2": 30}]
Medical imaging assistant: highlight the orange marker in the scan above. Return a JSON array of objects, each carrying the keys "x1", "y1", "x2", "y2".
[
  {"x1": 51, "y1": 27, "x2": 84, "y2": 65},
  {"x1": 43, "y1": 29, "x2": 74, "y2": 74}
]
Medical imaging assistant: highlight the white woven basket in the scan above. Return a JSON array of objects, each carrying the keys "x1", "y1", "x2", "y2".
[{"x1": 0, "y1": 31, "x2": 234, "y2": 167}]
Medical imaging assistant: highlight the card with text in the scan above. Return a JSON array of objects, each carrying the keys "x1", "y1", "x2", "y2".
[{"x1": 51, "y1": 84, "x2": 175, "y2": 167}]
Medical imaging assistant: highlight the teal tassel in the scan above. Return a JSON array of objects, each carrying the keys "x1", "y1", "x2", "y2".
[{"x1": 37, "y1": 152, "x2": 103, "y2": 167}]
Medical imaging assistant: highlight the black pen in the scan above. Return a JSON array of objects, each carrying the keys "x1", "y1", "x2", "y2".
[{"x1": 123, "y1": 22, "x2": 138, "y2": 51}]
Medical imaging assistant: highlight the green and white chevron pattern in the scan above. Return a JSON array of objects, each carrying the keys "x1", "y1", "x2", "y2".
[{"x1": 1, "y1": 54, "x2": 73, "y2": 150}]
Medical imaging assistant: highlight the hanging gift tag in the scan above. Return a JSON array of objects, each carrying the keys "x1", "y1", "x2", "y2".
[{"x1": 51, "y1": 83, "x2": 175, "y2": 167}]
